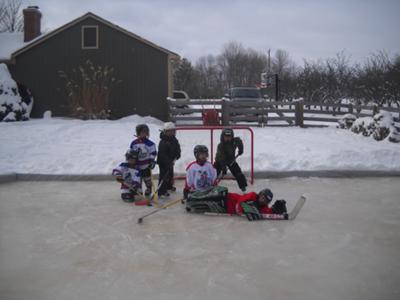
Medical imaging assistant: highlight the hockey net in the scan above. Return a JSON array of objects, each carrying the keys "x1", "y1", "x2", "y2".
[{"x1": 173, "y1": 126, "x2": 254, "y2": 185}]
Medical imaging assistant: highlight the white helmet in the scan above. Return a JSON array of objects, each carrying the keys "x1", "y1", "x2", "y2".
[{"x1": 163, "y1": 122, "x2": 176, "y2": 131}]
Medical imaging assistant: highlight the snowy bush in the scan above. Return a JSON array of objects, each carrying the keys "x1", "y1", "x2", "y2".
[
  {"x1": 347, "y1": 111, "x2": 400, "y2": 143},
  {"x1": 337, "y1": 113, "x2": 357, "y2": 129},
  {"x1": 372, "y1": 111, "x2": 398, "y2": 141},
  {"x1": 351, "y1": 116, "x2": 375, "y2": 136},
  {"x1": 0, "y1": 63, "x2": 32, "y2": 122}
]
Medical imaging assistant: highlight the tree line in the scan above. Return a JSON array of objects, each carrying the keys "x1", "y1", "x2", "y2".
[
  {"x1": 0, "y1": 0, "x2": 23, "y2": 32},
  {"x1": 173, "y1": 41, "x2": 400, "y2": 108}
]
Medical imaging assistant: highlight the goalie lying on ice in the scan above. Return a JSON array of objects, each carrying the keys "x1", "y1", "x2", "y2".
[{"x1": 186, "y1": 186, "x2": 287, "y2": 221}]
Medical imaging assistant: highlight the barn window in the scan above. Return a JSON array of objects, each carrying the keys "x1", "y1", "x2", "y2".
[{"x1": 82, "y1": 26, "x2": 98, "y2": 49}]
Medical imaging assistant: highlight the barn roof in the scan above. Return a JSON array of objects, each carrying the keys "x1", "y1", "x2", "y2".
[{"x1": 0, "y1": 12, "x2": 179, "y2": 62}]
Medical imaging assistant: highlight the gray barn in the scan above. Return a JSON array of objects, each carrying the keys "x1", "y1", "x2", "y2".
[{"x1": 1, "y1": 7, "x2": 179, "y2": 120}]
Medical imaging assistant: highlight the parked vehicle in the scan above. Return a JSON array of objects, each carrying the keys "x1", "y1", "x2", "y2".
[
  {"x1": 223, "y1": 87, "x2": 265, "y2": 103},
  {"x1": 222, "y1": 87, "x2": 291, "y2": 124},
  {"x1": 173, "y1": 90, "x2": 190, "y2": 101},
  {"x1": 167, "y1": 90, "x2": 190, "y2": 110}
]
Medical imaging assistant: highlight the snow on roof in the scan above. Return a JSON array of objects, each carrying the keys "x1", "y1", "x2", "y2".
[{"x1": 0, "y1": 32, "x2": 25, "y2": 61}]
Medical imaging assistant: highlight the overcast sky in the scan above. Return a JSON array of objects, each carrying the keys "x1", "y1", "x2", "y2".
[{"x1": 27, "y1": 0, "x2": 400, "y2": 65}]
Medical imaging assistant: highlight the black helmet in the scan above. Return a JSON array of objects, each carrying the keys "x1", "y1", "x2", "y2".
[
  {"x1": 258, "y1": 188, "x2": 273, "y2": 203},
  {"x1": 125, "y1": 149, "x2": 139, "y2": 161},
  {"x1": 193, "y1": 145, "x2": 209, "y2": 159},
  {"x1": 221, "y1": 128, "x2": 234, "y2": 142},
  {"x1": 136, "y1": 124, "x2": 149, "y2": 136}
]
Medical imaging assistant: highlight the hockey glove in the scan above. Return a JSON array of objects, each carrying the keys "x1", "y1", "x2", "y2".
[
  {"x1": 241, "y1": 202, "x2": 263, "y2": 221},
  {"x1": 272, "y1": 200, "x2": 287, "y2": 214}
]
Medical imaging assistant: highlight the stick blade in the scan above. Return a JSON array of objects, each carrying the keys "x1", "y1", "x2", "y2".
[{"x1": 288, "y1": 195, "x2": 306, "y2": 220}]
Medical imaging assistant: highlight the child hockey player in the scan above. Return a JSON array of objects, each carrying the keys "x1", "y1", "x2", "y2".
[
  {"x1": 186, "y1": 187, "x2": 287, "y2": 221},
  {"x1": 130, "y1": 124, "x2": 157, "y2": 197},
  {"x1": 214, "y1": 128, "x2": 247, "y2": 191},
  {"x1": 112, "y1": 149, "x2": 142, "y2": 202},
  {"x1": 225, "y1": 188, "x2": 287, "y2": 220},
  {"x1": 184, "y1": 145, "x2": 217, "y2": 198},
  {"x1": 157, "y1": 122, "x2": 181, "y2": 197}
]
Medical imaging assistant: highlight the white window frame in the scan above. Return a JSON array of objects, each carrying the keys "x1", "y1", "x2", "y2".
[{"x1": 81, "y1": 25, "x2": 99, "y2": 49}]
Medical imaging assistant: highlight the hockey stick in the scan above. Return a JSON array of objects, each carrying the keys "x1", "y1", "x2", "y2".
[
  {"x1": 203, "y1": 195, "x2": 307, "y2": 221},
  {"x1": 149, "y1": 169, "x2": 160, "y2": 207},
  {"x1": 218, "y1": 154, "x2": 240, "y2": 176},
  {"x1": 137, "y1": 197, "x2": 184, "y2": 224},
  {"x1": 135, "y1": 169, "x2": 171, "y2": 206},
  {"x1": 228, "y1": 154, "x2": 240, "y2": 167}
]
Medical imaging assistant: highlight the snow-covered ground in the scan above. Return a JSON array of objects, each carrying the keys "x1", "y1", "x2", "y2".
[
  {"x1": 0, "y1": 178, "x2": 399, "y2": 300},
  {"x1": 0, "y1": 115, "x2": 399, "y2": 175}
]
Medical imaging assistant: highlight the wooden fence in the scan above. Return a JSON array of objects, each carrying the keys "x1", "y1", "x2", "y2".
[{"x1": 168, "y1": 99, "x2": 400, "y2": 128}]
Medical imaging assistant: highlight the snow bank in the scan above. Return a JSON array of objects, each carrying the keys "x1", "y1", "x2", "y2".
[{"x1": 0, "y1": 116, "x2": 399, "y2": 175}]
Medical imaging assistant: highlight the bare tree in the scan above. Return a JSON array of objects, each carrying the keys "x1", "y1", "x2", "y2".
[
  {"x1": 0, "y1": 2, "x2": 6, "y2": 26},
  {"x1": 218, "y1": 41, "x2": 267, "y2": 90},
  {"x1": 195, "y1": 54, "x2": 224, "y2": 98},
  {"x1": 218, "y1": 41, "x2": 248, "y2": 88},
  {"x1": 272, "y1": 49, "x2": 292, "y2": 76},
  {"x1": 0, "y1": 0, "x2": 23, "y2": 33}
]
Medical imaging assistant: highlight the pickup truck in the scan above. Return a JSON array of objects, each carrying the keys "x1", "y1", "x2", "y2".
[
  {"x1": 168, "y1": 90, "x2": 190, "y2": 110},
  {"x1": 222, "y1": 87, "x2": 265, "y2": 102}
]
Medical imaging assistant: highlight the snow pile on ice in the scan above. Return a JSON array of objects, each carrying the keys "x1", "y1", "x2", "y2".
[
  {"x1": 0, "y1": 63, "x2": 31, "y2": 122},
  {"x1": 0, "y1": 116, "x2": 399, "y2": 175},
  {"x1": 43, "y1": 110, "x2": 52, "y2": 119},
  {"x1": 340, "y1": 111, "x2": 400, "y2": 143}
]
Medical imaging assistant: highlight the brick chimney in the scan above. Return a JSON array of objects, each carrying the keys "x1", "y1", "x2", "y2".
[{"x1": 23, "y1": 6, "x2": 42, "y2": 42}]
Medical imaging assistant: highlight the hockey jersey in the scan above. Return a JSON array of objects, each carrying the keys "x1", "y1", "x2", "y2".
[
  {"x1": 112, "y1": 162, "x2": 141, "y2": 194},
  {"x1": 225, "y1": 192, "x2": 273, "y2": 215},
  {"x1": 129, "y1": 138, "x2": 157, "y2": 170},
  {"x1": 185, "y1": 161, "x2": 217, "y2": 192}
]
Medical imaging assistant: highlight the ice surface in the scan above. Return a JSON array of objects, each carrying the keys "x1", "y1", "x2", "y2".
[{"x1": 0, "y1": 178, "x2": 399, "y2": 300}]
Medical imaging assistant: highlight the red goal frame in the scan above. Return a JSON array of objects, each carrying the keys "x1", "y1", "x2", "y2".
[{"x1": 174, "y1": 126, "x2": 254, "y2": 184}]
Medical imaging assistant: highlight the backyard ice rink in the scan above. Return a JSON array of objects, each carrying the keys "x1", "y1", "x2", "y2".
[{"x1": 1, "y1": 177, "x2": 399, "y2": 300}]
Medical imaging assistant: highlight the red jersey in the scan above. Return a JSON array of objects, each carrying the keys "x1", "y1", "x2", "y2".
[{"x1": 226, "y1": 192, "x2": 273, "y2": 215}]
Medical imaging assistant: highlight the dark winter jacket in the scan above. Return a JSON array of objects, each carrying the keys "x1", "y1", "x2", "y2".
[
  {"x1": 215, "y1": 137, "x2": 244, "y2": 166},
  {"x1": 157, "y1": 132, "x2": 181, "y2": 167}
]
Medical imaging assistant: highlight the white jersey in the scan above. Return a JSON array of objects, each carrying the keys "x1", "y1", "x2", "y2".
[
  {"x1": 129, "y1": 138, "x2": 157, "y2": 170},
  {"x1": 112, "y1": 162, "x2": 141, "y2": 194},
  {"x1": 185, "y1": 161, "x2": 217, "y2": 192}
]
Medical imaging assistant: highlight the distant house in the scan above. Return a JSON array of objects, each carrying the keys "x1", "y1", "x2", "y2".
[{"x1": 0, "y1": 6, "x2": 179, "y2": 120}]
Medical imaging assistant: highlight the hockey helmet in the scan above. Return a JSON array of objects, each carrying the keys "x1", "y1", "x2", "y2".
[
  {"x1": 221, "y1": 128, "x2": 234, "y2": 141},
  {"x1": 125, "y1": 149, "x2": 139, "y2": 161},
  {"x1": 163, "y1": 122, "x2": 176, "y2": 131},
  {"x1": 136, "y1": 124, "x2": 149, "y2": 136},
  {"x1": 193, "y1": 145, "x2": 209, "y2": 159},
  {"x1": 258, "y1": 188, "x2": 273, "y2": 204}
]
